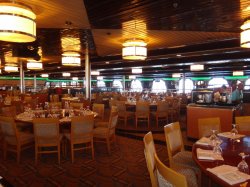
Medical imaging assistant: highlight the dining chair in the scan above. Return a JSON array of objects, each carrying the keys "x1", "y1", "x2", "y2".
[
  {"x1": 49, "y1": 102, "x2": 62, "y2": 109},
  {"x1": 0, "y1": 116, "x2": 34, "y2": 163},
  {"x1": 198, "y1": 117, "x2": 221, "y2": 138},
  {"x1": 164, "y1": 122, "x2": 200, "y2": 182},
  {"x1": 93, "y1": 112, "x2": 118, "y2": 154},
  {"x1": 135, "y1": 101, "x2": 150, "y2": 128},
  {"x1": 69, "y1": 102, "x2": 83, "y2": 109},
  {"x1": 92, "y1": 103, "x2": 105, "y2": 121},
  {"x1": 235, "y1": 116, "x2": 250, "y2": 135},
  {"x1": 1, "y1": 106, "x2": 17, "y2": 117},
  {"x1": 151, "y1": 101, "x2": 169, "y2": 128},
  {"x1": 64, "y1": 114, "x2": 95, "y2": 163},
  {"x1": 33, "y1": 118, "x2": 62, "y2": 164},
  {"x1": 154, "y1": 153, "x2": 198, "y2": 187},
  {"x1": 116, "y1": 101, "x2": 134, "y2": 126},
  {"x1": 143, "y1": 131, "x2": 158, "y2": 187}
]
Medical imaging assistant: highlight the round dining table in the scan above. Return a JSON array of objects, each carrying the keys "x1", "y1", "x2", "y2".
[{"x1": 192, "y1": 135, "x2": 250, "y2": 187}]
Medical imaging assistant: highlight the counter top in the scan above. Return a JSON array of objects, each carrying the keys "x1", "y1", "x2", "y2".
[{"x1": 188, "y1": 103, "x2": 241, "y2": 109}]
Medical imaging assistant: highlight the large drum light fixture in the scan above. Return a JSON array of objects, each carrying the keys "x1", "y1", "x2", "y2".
[
  {"x1": 62, "y1": 51, "x2": 81, "y2": 66},
  {"x1": 0, "y1": 2, "x2": 36, "y2": 43},
  {"x1": 27, "y1": 60, "x2": 43, "y2": 70},
  {"x1": 190, "y1": 64, "x2": 204, "y2": 71},
  {"x1": 4, "y1": 64, "x2": 18, "y2": 72},
  {"x1": 122, "y1": 39, "x2": 147, "y2": 60},
  {"x1": 241, "y1": 19, "x2": 250, "y2": 48}
]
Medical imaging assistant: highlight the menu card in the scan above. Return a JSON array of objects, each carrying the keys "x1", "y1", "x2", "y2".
[
  {"x1": 196, "y1": 137, "x2": 211, "y2": 146},
  {"x1": 196, "y1": 148, "x2": 224, "y2": 161},
  {"x1": 207, "y1": 165, "x2": 250, "y2": 185}
]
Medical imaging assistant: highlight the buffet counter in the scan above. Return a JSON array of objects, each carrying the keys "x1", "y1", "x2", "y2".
[{"x1": 187, "y1": 103, "x2": 241, "y2": 139}]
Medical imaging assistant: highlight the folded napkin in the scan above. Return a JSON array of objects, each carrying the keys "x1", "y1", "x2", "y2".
[
  {"x1": 218, "y1": 132, "x2": 245, "y2": 139},
  {"x1": 196, "y1": 148, "x2": 224, "y2": 161},
  {"x1": 59, "y1": 117, "x2": 71, "y2": 123},
  {"x1": 196, "y1": 137, "x2": 211, "y2": 146},
  {"x1": 207, "y1": 165, "x2": 250, "y2": 185}
]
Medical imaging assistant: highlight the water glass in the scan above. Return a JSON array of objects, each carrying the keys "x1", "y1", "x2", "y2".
[
  {"x1": 231, "y1": 124, "x2": 238, "y2": 136},
  {"x1": 237, "y1": 153, "x2": 249, "y2": 174}
]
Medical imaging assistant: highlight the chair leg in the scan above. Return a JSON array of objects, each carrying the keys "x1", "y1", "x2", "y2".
[
  {"x1": 91, "y1": 140, "x2": 94, "y2": 159},
  {"x1": 17, "y1": 145, "x2": 21, "y2": 164},
  {"x1": 71, "y1": 143, "x2": 74, "y2": 163},
  {"x1": 3, "y1": 142, "x2": 7, "y2": 160},
  {"x1": 58, "y1": 144, "x2": 60, "y2": 164},
  {"x1": 147, "y1": 117, "x2": 150, "y2": 128},
  {"x1": 124, "y1": 117, "x2": 127, "y2": 127},
  {"x1": 106, "y1": 137, "x2": 111, "y2": 155},
  {"x1": 35, "y1": 146, "x2": 38, "y2": 165},
  {"x1": 136, "y1": 117, "x2": 138, "y2": 128},
  {"x1": 156, "y1": 116, "x2": 158, "y2": 128}
]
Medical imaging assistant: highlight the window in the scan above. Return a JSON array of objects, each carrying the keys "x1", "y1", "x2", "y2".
[
  {"x1": 97, "y1": 80, "x2": 106, "y2": 88},
  {"x1": 208, "y1": 78, "x2": 228, "y2": 88},
  {"x1": 151, "y1": 79, "x2": 167, "y2": 93},
  {"x1": 113, "y1": 80, "x2": 123, "y2": 89},
  {"x1": 130, "y1": 79, "x2": 143, "y2": 92},
  {"x1": 244, "y1": 79, "x2": 250, "y2": 90},
  {"x1": 178, "y1": 78, "x2": 194, "y2": 93}
]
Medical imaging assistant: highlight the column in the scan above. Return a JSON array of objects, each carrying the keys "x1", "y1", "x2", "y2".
[
  {"x1": 19, "y1": 61, "x2": 25, "y2": 93},
  {"x1": 122, "y1": 75, "x2": 126, "y2": 92},
  {"x1": 85, "y1": 42, "x2": 91, "y2": 100},
  {"x1": 34, "y1": 74, "x2": 37, "y2": 92},
  {"x1": 182, "y1": 73, "x2": 186, "y2": 94}
]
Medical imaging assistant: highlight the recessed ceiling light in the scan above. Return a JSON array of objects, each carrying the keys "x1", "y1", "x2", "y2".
[
  {"x1": 57, "y1": 66, "x2": 61, "y2": 69},
  {"x1": 105, "y1": 61, "x2": 109, "y2": 64},
  {"x1": 244, "y1": 65, "x2": 247, "y2": 68},
  {"x1": 176, "y1": 54, "x2": 182, "y2": 57}
]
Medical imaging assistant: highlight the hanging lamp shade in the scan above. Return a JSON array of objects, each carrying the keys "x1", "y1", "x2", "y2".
[
  {"x1": 241, "y1": 19, "x2": 250, "y2": 48},
  {"x1": 122, "y1": 39, "x2": 147, "y2": 60},
  {"x1": 4, "y1": 64, "x2": 18, "y2": 72},
  {"x1": 0, "y1": 2, "x2": 36, "y2": 43},
  {"x1": 27, "y1": 60, "x2": 43, "y2": 70},
  {"x1": 62, "y1": 51, "x2": 81, "y2": 66}
]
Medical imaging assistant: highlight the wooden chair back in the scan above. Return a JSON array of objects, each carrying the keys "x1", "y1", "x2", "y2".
[
  {"x1": 198, "y1": 117, "x2": 221, "y2": 138},
  {"x1": 235, "y1": 116, "x2": 250, "y2": 135},
  {"x1": 164, "y1": 122, "x2": 184, "y2": 168}
]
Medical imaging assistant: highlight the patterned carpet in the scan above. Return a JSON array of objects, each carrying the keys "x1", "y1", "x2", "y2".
[{"x1": 0, "y1": 135, "x2": 168, "y2": 187}]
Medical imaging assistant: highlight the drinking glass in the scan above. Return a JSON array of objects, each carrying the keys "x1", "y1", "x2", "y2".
[
  {"x1": 231, "y1": 124, "x2": 238, "y2": 137},
  {"x1": 213, "y1": 137, "x2": 222, "y2": 157},
  {"x1": 237, "y1": 153, "x2": 249, "y2": 174},
  {"x1": 209, "y1": 129, "x2": 218, "y2": 147}
]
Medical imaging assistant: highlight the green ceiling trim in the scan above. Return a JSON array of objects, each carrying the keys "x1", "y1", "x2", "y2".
[
  {"x1": 224, "y1": 76, "x2": 249, "y2": 80},
  {"x1": 191, "y1": 77, "x2": 211, "y2": 81}
]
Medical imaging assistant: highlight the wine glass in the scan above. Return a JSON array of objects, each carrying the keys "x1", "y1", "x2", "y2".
[
  {"x1": 209, "y1": 129, "x2": 218, "y2": 147},
  {"x1": 237, "y1": 153, "x2": 249, "y2": 174},
  {"x1": 231, "y1": 124, "x2": 238, "y2": 137},
  {"x1": 213, "y1": 137, "x2": 222, "y2": 158}
]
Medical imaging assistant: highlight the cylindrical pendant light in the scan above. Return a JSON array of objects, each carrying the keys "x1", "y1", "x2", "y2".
[{"x1": 0, "y1": 2, "x2": 36, "y2": 42}]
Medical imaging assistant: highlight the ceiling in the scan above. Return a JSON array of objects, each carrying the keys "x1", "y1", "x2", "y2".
[{"x1": 0, "y1": 0, "x2": 250, "y2": 79}]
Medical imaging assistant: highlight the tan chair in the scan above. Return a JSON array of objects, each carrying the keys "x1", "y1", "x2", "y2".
[
  {"x1": 235, "y1": 116, "x2": 250, "y2": 135},
  {"x1": 116, "y1": 101, "x2": 134, "y2": 126},
  {"x1": 50, "y1": 94, "x2": 60, "y2": 102},
  {"x1": 92, "y1": 103, "x2": 105, "y2": 121},
  {"x1": 135, "y1": 101, "x2": 150, "y2": 128},
  {"x1": 0, "y1": 116, "x2": 34, "y2": 163},
  {"x1": 164, "y1": 122, "x2": 200, "y2": 179},
  {"x1": 70, "y1": 102, "x2": 83, "y2": 109},
  {"x1": 49, "y1": 102, "x2": 62, "y2": 109},
  {"x1": 93, "y1": 112, "x2": 118, "y2": 154},
  {"x1": 198, "y1": 117, "x2": 221, "y2": 138},
  {"x1": 151, "y1": 101, "x2": 169, "y2": 128},
  {"x1": 154, "y1": 153, "x2": 198, "y2": 187},
  {"x1": 65, "y1": 115, "x2": 95, "y2": 163},
  {"x1": 1, "y1": 106, "x2": 17, "y2": 117},
  {"x1": 143, "y1": 131, "x2": 158, "y2": 187},
  {"x1": 33, "y1": 118, "x2": 62, "y2": 164}
]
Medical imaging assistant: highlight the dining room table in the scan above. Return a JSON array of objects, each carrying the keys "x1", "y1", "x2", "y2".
[{"x1": 192, "y1": 133, "x2": 250, "y2": 187}]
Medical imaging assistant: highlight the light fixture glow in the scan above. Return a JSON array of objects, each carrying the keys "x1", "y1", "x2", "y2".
[
  {"x1": 233, "y1": 71, "x2": 244, "y2": 76},
  {"x1": 41, "y1": 74, "x2": 49, "y2": 78},
  {"x1": 172, "y1": 73, "x2": 182, "y2": 78},
  {"x1": 62, "y1": 51, "x2": 81, "y2": 66},
  {"x1": 72, "y1": 77, "x2": 78, "y2": 81},
  {"x1": 132, "y1": 68, "x2": 142, "y2": 74},
  {"x1": 0, "y1": 2, "x2": 36, "y2": 42},
  {"x1": 4, "y1": 65, "x2": 18, "y2": 72},
  {"x1": 91, "y1": 71, "x2": 100, "y2": 76},
  {"x1": 97, "y1": 76, "x2": 103, "y2": 80},
  {"x1": 129, "y1": 75, "x2": 136, "y2": 79},
  {"x1": 190, "y1": 64, "x2": 204, "y2": 71},
  {"x1": 241, "y1": 19, "x2": 250, "y2": 48},
  {"x1": 122, "y1": 39, "x2": 147, "y2": 60},
  {"x1": 27, "y1": 60, "x2": 43, "y2": 70},
  {"x1": 62, "y1": 72, "x2": 71, "y2": 77}
]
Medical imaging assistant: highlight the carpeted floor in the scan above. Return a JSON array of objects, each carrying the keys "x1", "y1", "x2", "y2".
[{"x1": 0, "y1": 135, "x2": 169, "y2": 187}]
